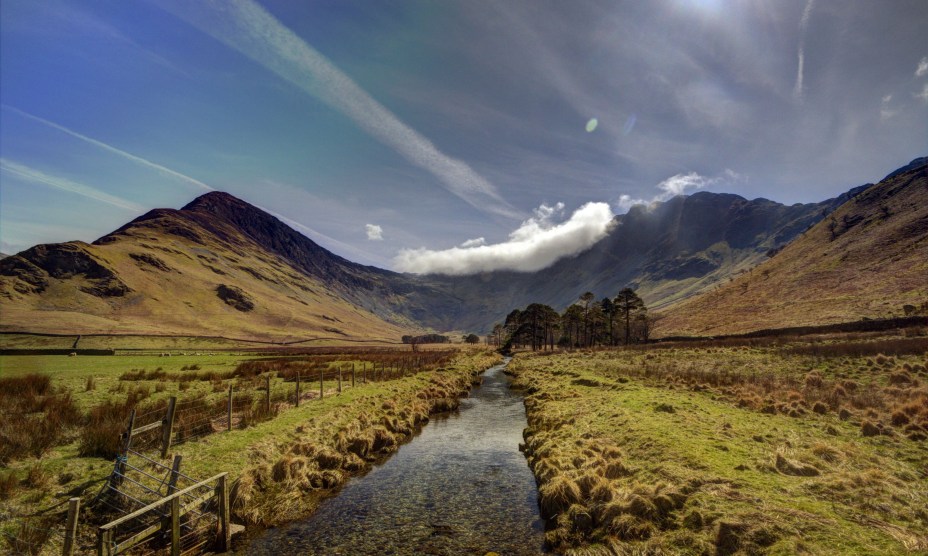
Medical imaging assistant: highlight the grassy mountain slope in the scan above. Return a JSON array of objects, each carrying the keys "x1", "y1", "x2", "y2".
[
  {"x1": 659, "y1": 158, "x2": 928, "y2": 336},
  {"x1": 0, "y1": 193, "x2": 419, "y2": 341}
]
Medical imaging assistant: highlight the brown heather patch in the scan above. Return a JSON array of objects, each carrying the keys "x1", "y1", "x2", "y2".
[
  {"x1": 0, "y1": 374, "x2": 82, "y2": 463},
  {"x1": 0, "y1": 471, "x2": 18, "y2": 501}
]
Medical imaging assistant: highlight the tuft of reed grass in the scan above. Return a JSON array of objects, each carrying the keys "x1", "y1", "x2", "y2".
[{"x1": 538, "y1": 475, "x2": 582, "y2": 518}]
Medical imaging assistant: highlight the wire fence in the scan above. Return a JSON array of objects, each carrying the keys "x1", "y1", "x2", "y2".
[
  {"x1": 1, "y1": 350, "x2": 458, "y2": 555},
  {"x1": 120, "y1": 353, "x2": 457, "y2": 458},
  {"x1": 94, "y1": 451, "x2": 228, "y2": 556}
]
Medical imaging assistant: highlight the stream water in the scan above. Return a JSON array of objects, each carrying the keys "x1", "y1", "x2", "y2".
[{"x1": 243, "y1": 359, "x2": 546, "y2": 555}]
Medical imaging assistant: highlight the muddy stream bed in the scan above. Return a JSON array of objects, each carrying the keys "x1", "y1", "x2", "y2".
[{"x1": 242, "y1": 359, "x2": 547, "y2": 555}]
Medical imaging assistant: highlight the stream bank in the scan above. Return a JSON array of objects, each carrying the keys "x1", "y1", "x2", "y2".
[{"x1": 243, "y1": 358, "x2": 547, "y2": 555}]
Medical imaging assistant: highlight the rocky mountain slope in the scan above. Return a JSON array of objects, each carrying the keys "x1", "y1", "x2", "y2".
[
  {"x1": 423, "y1": 185, "x2": 865, "y2": 331},
  {"x1": 658, "y1": 158, "x2": 928, "y2": 336}
]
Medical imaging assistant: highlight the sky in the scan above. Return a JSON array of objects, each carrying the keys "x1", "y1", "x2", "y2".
[{"x1": 1, "y1": 0, "x2": 926, "y2": 274}]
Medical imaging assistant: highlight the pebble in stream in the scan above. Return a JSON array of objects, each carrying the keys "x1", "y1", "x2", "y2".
[{"x1": 243, "y1": 362, "x2": 547, "y2": 555}]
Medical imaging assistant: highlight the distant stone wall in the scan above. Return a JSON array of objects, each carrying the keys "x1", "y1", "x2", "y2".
[
  {"x1": 657, "y1": 316, "x2": 928, "y2": 343},
  {"x1": 0, "y1": 349, "x2": 116, "y2": 356}
]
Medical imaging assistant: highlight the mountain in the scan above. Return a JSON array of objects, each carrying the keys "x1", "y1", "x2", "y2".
[
  {"x1": 658, "y1": 158, "x2": 928, "y2": 336},
  {"x1": 0, "y1": 192, "x2": 458, "y2": 341},
  {"x1": 3, "y1": 159, "x2": 922, "y2": 340},
  {"x1": 420, "y1": 186, "x2": 865, "y2": 331}
]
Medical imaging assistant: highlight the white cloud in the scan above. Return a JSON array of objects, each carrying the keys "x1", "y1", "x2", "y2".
[
  {"x1": 460, "y1": 237, "x2": 486, "y2": 248},
  {"x1": 151, "y1": 0, "x2": 520, "y2": 220},
  {"x1": 880, "y1": 94, "x2": 897, "y2": 121},
  {"x1": 394, "y1": 202, "x2": 615, "y2": 275},
  {"x1": 916, "y1": 57, "x2": 928, "y2": 78},
  {"x1": 2, "y1": 105, "x2": 213, "y2": 192},
  {"x1": 916, "y1": 84, "x2": 928, "y2": 103},
  {"x1": 616, "y1": 172, "x2": 713, "y2": 211},
  {"x1": 365, "y1": 224, "x2": 384, "y2": 241},
  {"x1": 0, "y1": 158, "x2": 145, "y2": 212}
]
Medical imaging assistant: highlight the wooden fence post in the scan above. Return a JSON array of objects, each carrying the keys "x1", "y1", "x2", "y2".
[
  {"x1": 351, "y1": 363, "x2": 356, "y2": 388},
  {"x1": 98, "y1": 528, "x2": 114, "y2": 556},
  {"x1": 217, "y1": 473, "x2": 230, "y2": 551},
  {"x1": 295, "y1": 371, "x2": 301, "y2": 407},
  {"x1": 115, "y1": 409, "x2": 135, "y2": 487},
  {"x1": 227, "y1": 385, "x2": 233, "y2": 432},
  {"x1": 319, "y1": 369, "x2": 324, "y2": 399},
  {"x1": 265, "y1": 376, "x2": 271, "y2": 416},
  {"x1": 170, "y1": 496, "x2": 180, "y2": 556},
  {"x1": 338, "y1": 367, "x2": 342, "y2": 394},
  {"x1": 63, "y1": 497, "x2": 80, "y2": 556},
  {"x1": 161, "y1": 396, "x2": 177, "y2": 459},
  {"x1": 167, "y1": 455, "x2": 183, "y2": 495}
]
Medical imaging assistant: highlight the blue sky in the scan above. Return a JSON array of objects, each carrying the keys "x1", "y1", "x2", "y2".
[{"x1": 1, "y1": 0, "x2": 926, "y2": 272}]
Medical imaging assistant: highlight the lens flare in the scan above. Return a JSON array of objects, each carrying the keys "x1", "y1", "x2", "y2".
[
  {"x1": 585, "y1": 118, "x2": 598, "y2": 132},
  {"x1": 622, "y1": 114, "x2": 637, "y2": 135}
]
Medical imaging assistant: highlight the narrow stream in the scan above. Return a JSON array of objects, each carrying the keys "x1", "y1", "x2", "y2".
[{"x1": 243, "y1": 359, "x2": 546, "y2": 555}]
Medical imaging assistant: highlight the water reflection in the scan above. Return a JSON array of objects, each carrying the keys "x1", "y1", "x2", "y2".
[{"x1": 244, "y1": 361, "x2": 546, "y2": 555}]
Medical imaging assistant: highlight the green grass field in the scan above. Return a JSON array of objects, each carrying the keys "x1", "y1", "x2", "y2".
[
  {"x1": 0, "y1": 353, "x2": 254, "y2": 410},
  {"x1": 509, "y1": 336, "x2": 928, "y2": 554}
]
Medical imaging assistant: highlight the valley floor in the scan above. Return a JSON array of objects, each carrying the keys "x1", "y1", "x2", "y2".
[
  {"x1": 0, "y1": 347, "x2": 501, "y2": 554},
  {"x1": 509, "y1": 334, "x2": 928, "y2": 555}
]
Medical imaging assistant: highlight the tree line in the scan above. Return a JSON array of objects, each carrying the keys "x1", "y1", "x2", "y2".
[
  {"x1": 401, "y1": 333, "x2": 451, "y2": 344},
  {"x1": 492, "y1": 288, "x2": 653, "y2": 351}
]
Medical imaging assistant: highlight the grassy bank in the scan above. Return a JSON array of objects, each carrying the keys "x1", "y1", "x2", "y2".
[
  {"x1": 0, "y1": 348, "x2": 501, "y2": 554},
  {"x1": 216, "y1": 349, "x2": 502, "y2": 525},
  {"x1": 508, "y1": 336, "x2": 928, "y2": 555}
]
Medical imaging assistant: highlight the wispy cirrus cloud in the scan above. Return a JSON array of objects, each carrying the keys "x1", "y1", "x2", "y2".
[
  {"x1": 880, "y1": 94, "x2": 897, "y2": 121},
  {"x1": 394, "y1": 202, "x2": 614, "y2": 275},
  {"x1": 2, "y1": 105, "x2": 212, "y2": 192},
  {"x1": 151, "y1": 0, "x2": 520, "y2": 220},
  {"x1": 0, "y1": 158, "x2": 145, "y2": 212},
  {"x1": 915, "y1": 84, "x2": 928, "y2": 103},
  {"x1": 793, "y1": 0, "x2": 815, "y2": 101}
]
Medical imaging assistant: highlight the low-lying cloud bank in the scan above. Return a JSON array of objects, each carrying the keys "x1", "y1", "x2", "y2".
[
  {"x1": 394, "y1": 202, "x2": 615, "y2": 275},
  {"x1": 616, "y1": 170, "x2": 741, "y2": 212}
]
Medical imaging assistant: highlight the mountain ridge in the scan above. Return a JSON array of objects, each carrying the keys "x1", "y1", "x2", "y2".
[
  {"x1": 2, "y1": 158, "x2": 923, "y2": 338},
  {"x1": 419, "y1": 181, "x2": 870, "y2": 330}
]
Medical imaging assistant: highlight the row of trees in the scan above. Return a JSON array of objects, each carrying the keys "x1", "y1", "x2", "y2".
[
  {"x1": 401, "y1": 333, "x2": 451, "y2": 344},
  {"x1": 493, "y1": 288, "x2": 652, "y2": 351}
]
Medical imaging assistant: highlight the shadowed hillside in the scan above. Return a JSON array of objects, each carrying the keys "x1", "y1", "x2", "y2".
[
  {"x1": 423, "y1": 186, "x2": 864, "y2": 331},
  {"x1": 659, "y1": 158, "x2": 928, "y2": 336}
]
